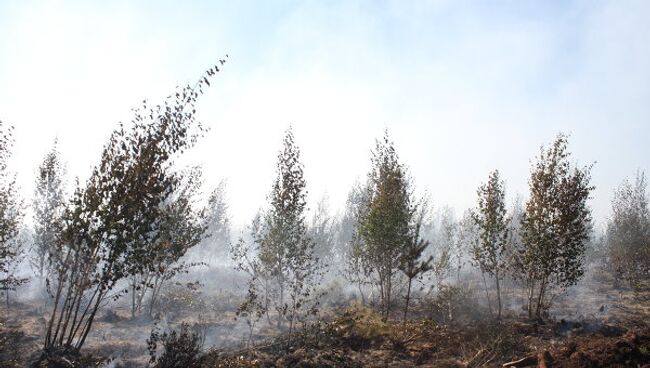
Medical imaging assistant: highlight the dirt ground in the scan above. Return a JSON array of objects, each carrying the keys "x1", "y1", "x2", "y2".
[
  {"x1": 2, "y1": 271, "x2": 650, "y2": 367},
  {"x1": 204, "y1": 307, "x2": 650, "y2": 368},
  {"x1": 0, "y1": 287, "x2": 249, "y2": 367}
]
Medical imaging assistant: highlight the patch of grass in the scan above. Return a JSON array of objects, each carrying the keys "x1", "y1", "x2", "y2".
[{"x1": 639, "y1": 344, "x2": 650, "y2": 356}]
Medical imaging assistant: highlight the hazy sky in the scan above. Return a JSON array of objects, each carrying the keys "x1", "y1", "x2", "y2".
[{"x1": 0, "y1": 1, "x2": 648, "y2": 228}]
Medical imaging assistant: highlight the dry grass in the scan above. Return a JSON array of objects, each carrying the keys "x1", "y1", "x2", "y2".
[{"x1": 2, "y1": 270, "x2": 650, "y2": 367}]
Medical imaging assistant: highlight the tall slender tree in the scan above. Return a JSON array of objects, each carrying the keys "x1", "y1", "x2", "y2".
[
  {"x1": 236, "y1": 127, "x2": 323, "y2": 335},
  {"x1": 340, "y1": 181, "x2": 371, "y2": 305},
  {"x1": 606, "y1": 170, "x2": 650, "y2": 288},
  {"x1": 0, "y1": 122, "x2": 26, "y2": 300},
  {"x1": 399, "y1": 206, "x2": 432, "y2": 321},
  {"x1": 455, "y1": 210, "x2": 478, "y2": 283},
  {"x1": 309, "y1": 194, "x2": 335, "y2": 264},
  {"x1": 32, "y1": 140, "x2": 66, "y2": 287},
  {"x1": 429, "y1": 207, "x2": 454, "y2": 292},
  {"x1": 471, "y1": 170, "x2": 509, "y2": 319},
  {"x1": 197, "y1": 180, "x2": 231, "y2": 265},
  {"x1": 516, "y1": 134, "x2": 593, "y2": 319},
  {"x1": 358, "y1": 131, "x2": 415, "y2": 320}
]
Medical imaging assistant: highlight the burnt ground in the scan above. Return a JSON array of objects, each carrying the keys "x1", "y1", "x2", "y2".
[
  {"x1": 2, "y1": 272, "x2": 650, "y2": 367},
  {"x1": 0, "y1": 286, "x2": 250, "y2": 367},
  {"x1": 204, "y1": 307, "x2": 650, "y2": 368}
]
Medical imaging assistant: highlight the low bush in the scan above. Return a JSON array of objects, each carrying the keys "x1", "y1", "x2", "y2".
[
  {"x1": 147, "y1": 323, "x2": 204, "y2": 368},
  {"x1": 426, "y1": 285, "x2": 482, "y2": 323}
]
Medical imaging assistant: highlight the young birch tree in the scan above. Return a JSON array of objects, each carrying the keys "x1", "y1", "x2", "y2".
[
  {"x1": 358, "y1": 131, "x2": 415, "y2": 320},
  {"x1": 130, "y1": 167, "x2": 208, "y2": 318},
  {"x1": 606, "y1": 170, "x2": 650, "y2": 288},
  {"x1": 308, "y1": 195, "x2": 335, "y2": 265},
  {"x1": 0, "y1": 122, "x2": 26, "y2": 301},
  {"x1": 42, "y1": 60, "x2": 225, "y2": 354},
  {"x1": 455, "y1": 210, "x2": 478, "y2": 283},
  {"x1": 196, "y1": 180, "x2": 231, "y2": 265},
  {"x1": 471, "y1": 170, "x2": 509, "y2": 319},
  {"x1": 236, "y1": 127, "x2": 323, "y2": 336},
  {"x1": 32, "y1": 140, "x2": 66, "y2": 289},
  {"x1": 516, "y1": 133, "x2": 593, "y2": 319},
  {"x1": 429, "y1": 208, "x2": 454, "y2": 292},
  {"x1": 340, "y1": 181, "x2": 371, "y2": 305}
]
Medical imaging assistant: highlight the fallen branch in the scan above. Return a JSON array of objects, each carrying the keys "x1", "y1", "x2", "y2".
[
  {"x1": 466, "y1": 348, "x2": 487, "y2": 367},
  {"x1": 502, "y1": 355, "x2": 537, "y2": 367},
  {"x1": 502, "y1": 351, "x2": 552, "y2": 368}
]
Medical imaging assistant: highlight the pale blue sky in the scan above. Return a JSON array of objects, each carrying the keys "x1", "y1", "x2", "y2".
[{"x1": 0, "y1": 0, "x2": 648, "y2": 227}]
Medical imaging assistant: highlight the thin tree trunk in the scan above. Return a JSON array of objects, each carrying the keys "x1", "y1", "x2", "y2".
[
  {"x1": 131, "y1": 277, "x2": 137, "y2": 318},
  {"x1": 403, "y1": 277, "x2": 413, "y2": 322},
  {"x1": 357, "y1": 280, "x2": 366, "y2": 305},
  {"x1": 481, "y1": 271, "x2": 493, "y2": 315},
  {"x1": 51, "y1": 286, "x2": 74, "y2": 348},
  {"x1": 385, "y1": 274, "x2": 392, "y2": 321},
  {"x1": 377, "y1": 271, "x2": 385, "y2": 317},
  {"x1": 495, "y1": 270, "x2": 502, "y2": 319},
  {"x1": 527, "y1": 279, "x2": 535, "y2": 319},
  {"x1": 59, "y1": 286, "x2": 85, "y2": 347},
  {"x1": 149, "y1": 274, "x2": 163, "y2": 317},
  {"x1": 75, "y1": 289, "x2": 105, "y2": 351},
  {"x1": 264, "y1": 278, "x2": 272, "y2": 326},
  {"x1": 535, "y1": 277, "x2": 547, "y2": 319},
  {"x1": 277, "y1": 275, "x2": 284, "y2": 330},
  {"x1": 50, "y1": 254, "x2": 82, "y2": 349},
  {"x1": 44, "y1": 276, "x2": 64, "y2": 348},
  {"x1": 67, "y1": 282, "x2": 102, "y2": 348}
]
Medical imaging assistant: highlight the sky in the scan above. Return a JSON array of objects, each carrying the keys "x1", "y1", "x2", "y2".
[{"x1": 0, "y1": 0, "x2": 648, "y2": 228}]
